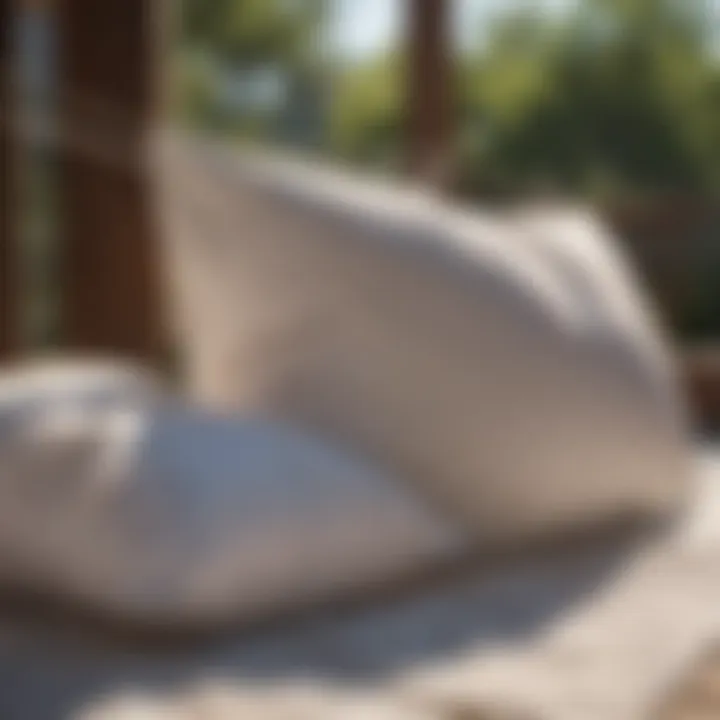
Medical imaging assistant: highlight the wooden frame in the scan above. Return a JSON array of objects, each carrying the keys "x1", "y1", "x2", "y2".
[
  {"x1": 0, "y1": 0, "x2": 19, "y2": 357},
  {"x1": 406, "y1": 0, "x2": 453, "y2": 191},
  {"x1": 55, "y1": 0, "x2": 163, "y2": 360}
]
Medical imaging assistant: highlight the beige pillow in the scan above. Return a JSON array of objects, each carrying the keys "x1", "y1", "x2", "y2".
[{"x1": 156, "y1": 134, "x2": 691, "y2": 544}]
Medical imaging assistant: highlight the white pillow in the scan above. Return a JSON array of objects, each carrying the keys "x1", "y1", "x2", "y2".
[
  {"x1": 0, "y1": 357, "x2": 166, "y2": 409},
  {"x1": 156, "y1": 134, "x2": 691, "y2": 544},
  {"x1": 0, "y1": 361, "x2": 461, "y2": 624}
]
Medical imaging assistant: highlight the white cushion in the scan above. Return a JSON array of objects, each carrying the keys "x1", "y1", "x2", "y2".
[
  {"x1": 0, "y1": 361, "x2": 461, "y2": 624},
  {"x1": 156, "y1": 134, "x2": 691, "y2": 544}
]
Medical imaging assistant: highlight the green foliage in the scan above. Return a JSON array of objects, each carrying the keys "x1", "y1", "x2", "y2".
[
  {"x1": 182, "y1": 0, "x2": 324, "y2": 69},
  {"x1": 328, "y1": 52, "x2": 405, "y2": 170},
  {"x1": 456, "y1": 0, "x2": 720, "y2": 199},
  {"x1": 176, "y1": 0, "x2": 329, "y2": 144},
  {"x1": 324, "y1": 0, "x2": 719, "y2": 199}
]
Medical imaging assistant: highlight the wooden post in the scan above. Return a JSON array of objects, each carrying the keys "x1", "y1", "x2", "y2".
[
  {"x1": 56, "y1": 0, "x2": 164, "y2": 360},
  {"x1": 0, "y1": 0, "x2": 20, "y2": 358},
  {"x1": 406, "y1": 0, "x2": 454, "y2": 191}
]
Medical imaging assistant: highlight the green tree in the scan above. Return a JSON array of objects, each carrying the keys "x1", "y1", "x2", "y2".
[
  {"x1": 176, "y1": 0, "x2": 329, "y2": 146},
  {"x1": 329, "y1": 51, "x2": 405, "y2": 169},
  {"x1": 182, "y1": 0, "x2": 325, "y2": 72},
  {"x1": 460, "y1": 0, "x2": 720, "y2": 199},
  {"x1": 328, "y1": 0, "x2": 719, "y2": 197}
]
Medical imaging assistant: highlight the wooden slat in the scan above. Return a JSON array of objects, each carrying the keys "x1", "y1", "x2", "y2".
[
  {"x1": 0, "y1": 0, "x2": 20, "y2": 358},
  {"x1": 406, "y1": 0, "x2": 454, "y2": 191},
  {"x1": 56, "y1": 0, "x2": 164, "y2": 361}
]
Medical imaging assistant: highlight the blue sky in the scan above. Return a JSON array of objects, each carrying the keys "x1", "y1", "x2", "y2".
[{"x1": 332, "y1": 0, "x2": 402, "y2": 57}]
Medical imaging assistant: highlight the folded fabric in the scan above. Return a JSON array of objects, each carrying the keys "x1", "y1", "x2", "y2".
[
  {"x1": 0, "y1": 360, "x2": 461, "y2": 625},
  {"x1": 156, "y1": 133, "x2": 691, "y2": 544}
]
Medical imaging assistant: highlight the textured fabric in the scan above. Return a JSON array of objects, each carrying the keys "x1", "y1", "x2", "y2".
[
  {"x1": 155, "y1": 133, "x2": 691, "y2": 542},
  {"x1": 0, "y1": 360, "x2": 461, "y2": 624},
  {"x1": 2, "y1": 449, "x2": 719, "y2": 720}
]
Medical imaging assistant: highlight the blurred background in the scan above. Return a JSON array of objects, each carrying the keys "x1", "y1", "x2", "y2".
[{"x1": 2, "y1": 0, "x2": 720, "y2": 421}]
